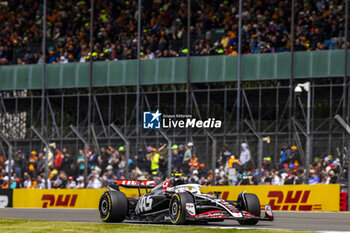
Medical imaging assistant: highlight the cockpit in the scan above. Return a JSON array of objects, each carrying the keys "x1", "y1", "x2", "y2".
[{"x1": 149, "y1": 177, "x2": 202, "y2": 195}]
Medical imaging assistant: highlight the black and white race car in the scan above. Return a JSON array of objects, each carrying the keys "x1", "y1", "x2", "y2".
[{"x1": 98, "y1": 176, "x2": 274, "y2": 225}]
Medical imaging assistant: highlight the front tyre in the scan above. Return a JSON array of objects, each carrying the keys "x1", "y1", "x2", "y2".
[
  {"x1": 238, "y1": 193, "x2": 260, "y2": 225},
  {"x1": 99, "y1": 191, "x2": 128, "y2": 222},
  {"x1": 169, "y1": 192, "x2": 194, "y2": 225}
]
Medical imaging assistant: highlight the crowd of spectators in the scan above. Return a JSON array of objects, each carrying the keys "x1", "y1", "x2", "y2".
[
  {"x1": 0, "y1": 140, "x2": 348, "y2": 189},
  {"x1": 0, "y1": 0, "x2": 347, "y2": 65}
]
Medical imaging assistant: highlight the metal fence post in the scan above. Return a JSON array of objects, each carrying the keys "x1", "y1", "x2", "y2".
[
  {"x1": 111, "y1": 124, "x2": 130, "y2": 178},
  {"x1": 0, "y1": 133, "x2": 13, "y2": 187},
  {"x1": 236, "y1": 0, "x2": 242, "y2": 155},
  {"x1": 334, "y1": 114, "x2": 350, "y2": 210},
  {"x1": 305, "y1": 83, "x2": 312, "y2": 183},
  {"x1": 158, "y1": 129, "x2": 172, "y2": 178},
  {"x1": 136, "y1": 0, "x2": 142, "y2": 149},
  {"x1": 212, "y1": 137, "x2": 217, "y2": 183},
  {"x1": 202, "y1": 129, "x2": 216, "y2": 185},
  {"x1": 291, "y1": 116, "x2": 310, "y2": 184},
  {"x1": 305, "y1": 135, "x2": 311, "y2": 182},
  {"x1": 289, "y1": 0, "x2": 295, "y2": 146},
  {"x1": 31, "y1": 126, "x2": 52, "y2": 189},
  {"x1": 244, "y1": 119, "x2": 263, "y2": 183},
  {"x1": 70, "y1": 125, "x2": 89, "y2": 187},
  {"x1": 41, "y1": 0, "x2": 47, "y2": 138},
  {"x1": 257, "y1": 138, "x2": 263, "y2": 183},
  {"x1": 8, "y1": 145, "x2": 12, "y2": 186},
  {"x1": 91, "y1": 124, "x2": 101, "y2": 160}
]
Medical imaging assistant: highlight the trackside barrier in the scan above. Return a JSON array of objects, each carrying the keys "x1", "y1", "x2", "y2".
[
  {"x1": 12, "y1": 184, "x2": 340, "y2": 211},
  {"x1": 340, "y1": 192, "x2": 347, "y2": 211},
  {"x1": 201, "y1": 184, "x2": 340, "y2": 212},
  {"x1": 12, "y1": 188, "x2": 149, "y2": 208},
  {"x1": 13, "y1": 189, "x2": 106, "y2": 208}
]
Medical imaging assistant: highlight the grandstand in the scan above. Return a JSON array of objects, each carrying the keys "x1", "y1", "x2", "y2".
[{"x1": 0, "y1": 0, "x2": 349, "y2": 193}]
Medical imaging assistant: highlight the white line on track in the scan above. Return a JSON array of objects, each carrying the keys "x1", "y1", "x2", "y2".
[
  {"x1": 115, "y1": 222, "x2": 350, "y2": 233},
  {"x1": 273, "y1": 211, "x2": 350, "y2": 214},
  {"x1": 12, "y1": 208, "x2": 350, "y2": 214}
]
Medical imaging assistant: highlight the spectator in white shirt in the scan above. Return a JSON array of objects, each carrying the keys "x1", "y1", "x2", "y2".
[
  {"x1": 67, "y1": 176, "x2": 77, "y2": 189},
  {"x1": 23, "y1": 175, "x2": 32, "y2": 188},
  {"x1": 271, "y1": 171, "x2": 282, "y2": 185},
  {"x1": 76, "y1": 176, "x2": 85, "y2": 189},
  {"x1": 87, "y1": 174, "x2": 102, "y2": 189}
]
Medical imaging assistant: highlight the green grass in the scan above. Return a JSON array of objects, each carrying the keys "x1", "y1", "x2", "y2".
[{"x1": 0, "y1": 218, "x2": 308, "y2": 233}]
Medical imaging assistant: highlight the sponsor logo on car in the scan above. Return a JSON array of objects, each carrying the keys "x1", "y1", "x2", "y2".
[
  {"x1": 232, "y1": 212, "x2": 242, "y2": 218},
  {"x1": 265, "y1": 204, "x2": 273, "y2": 217},
  {"x1": 186, "y1": 203, "x2": 196, "y2": 216},
  {"x1": 135, "y1": 196, "x2": 153, "y2": 214},
  {"x1": 117, "y1": 180, "x2": 155, "y2": 186},
  {"x1": 195, "y1": 210, "x2": 225, "y2": 219}
]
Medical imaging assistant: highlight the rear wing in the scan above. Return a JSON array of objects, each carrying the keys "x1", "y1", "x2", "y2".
[
  {"x1": 108, "y1": 180, "x2": 156, "y2": 197},
  {"x1": 115, "y1": 180, "x2": 156, "y2": 189}
]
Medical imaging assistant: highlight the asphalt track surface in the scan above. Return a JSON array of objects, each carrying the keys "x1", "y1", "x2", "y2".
[{"x1": 0, "y1": 208, "x2": 349, "y2": 232}]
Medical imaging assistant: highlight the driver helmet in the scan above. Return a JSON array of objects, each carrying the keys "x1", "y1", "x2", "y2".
[{"x1": 169, "y1": 177, "x2": 184, "y2": 187}]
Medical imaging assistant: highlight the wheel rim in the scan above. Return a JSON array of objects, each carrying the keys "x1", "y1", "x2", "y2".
[
  {"x1": 101, "y1": 199, "x2": 108, "y2": 215},
  {"x1": 172, "y1": 202, "x2": 178, "y2": 216}
]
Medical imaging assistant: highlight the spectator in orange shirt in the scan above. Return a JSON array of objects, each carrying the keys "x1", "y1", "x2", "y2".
[
  {"x1": 189, "y1": 154, "x2": 199, "y2": 171},
  {"x1": 229, "y1": 155, "x2": 241, "y2": 170},
  {"x1": 1, "y1": 176, "x2": 9, "y2": 189},
  {"x1": 28, "y1": 151, "x2": 38, "y2": 176},
  {"x1": 55, "y1": 149, "x2": 64, "y2": 169}
]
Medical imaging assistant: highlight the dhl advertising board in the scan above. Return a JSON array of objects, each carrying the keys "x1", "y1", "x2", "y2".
[
  {"x1": 13, "y1": 184, "x2": 340, "y2": 211},
  {"x1": 13, "y1": 189, "x2": 106, "y2": 208},
  {"x1": 13, "y1": 188, "x2": 148, "y2": 208},
  {"x1": 201, "y1": 184, "x2": 340, "y2": 211}
]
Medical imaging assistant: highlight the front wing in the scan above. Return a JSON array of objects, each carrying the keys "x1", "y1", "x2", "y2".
[{"x1": 185, "y1": 204, "x2": 274, "y2": 222}]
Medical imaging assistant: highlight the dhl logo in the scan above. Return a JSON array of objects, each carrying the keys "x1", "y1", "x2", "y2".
[
  {"x1": 211, "y1": 190, "x2": 321, "y2": 211},
  {"x1": 267, "y1": 190, "x2": 321, "y2": 211},
  {"x1": 41, "y1": 194, "x2": 78, "y2": 208}
]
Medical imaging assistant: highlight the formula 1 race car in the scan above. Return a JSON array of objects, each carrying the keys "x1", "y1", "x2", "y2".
[{"x1": 98, "y1": 176, "x2": 274, "y2": 225}]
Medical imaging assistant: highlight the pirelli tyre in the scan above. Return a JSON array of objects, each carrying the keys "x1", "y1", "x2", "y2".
[
  {"x1": 237, "y1": 192, "x2": 261, "y2": 225},
  {"x1": 169, "y1": 192, "x2": 194, "y2": 225},
  {"x1": 99, "y1": 191, "x2": 128, "y2": 222}
]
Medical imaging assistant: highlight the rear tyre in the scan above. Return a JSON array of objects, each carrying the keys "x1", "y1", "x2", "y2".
[
  {"x1": 237, "y1": 193, "x2": 260, "y2": 225},
  {"x1": 169, "y1": 192, "x2": 194, "y2": 225},
  {"x1": 99, "y1": 191, "x2": 128, "y2": 222}
]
